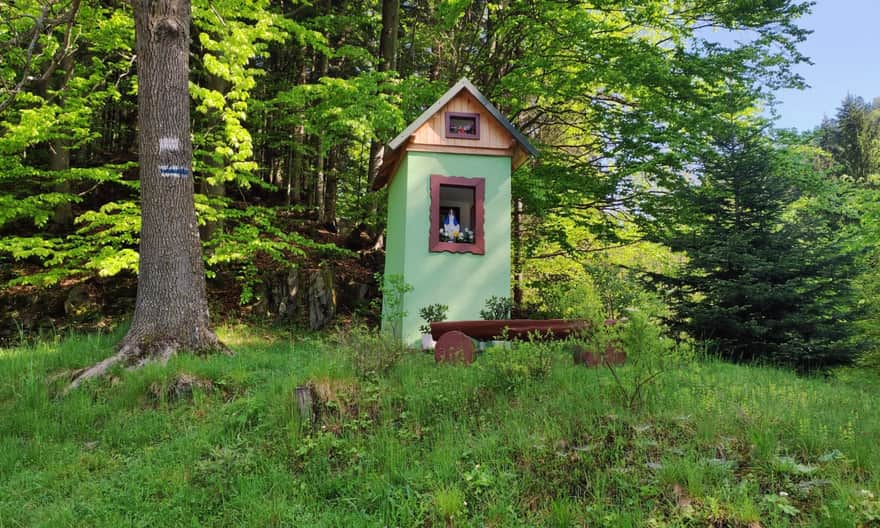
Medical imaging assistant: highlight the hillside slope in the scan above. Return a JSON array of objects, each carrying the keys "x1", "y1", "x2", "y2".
[{"x1": 1, "y1": 328, "x2": 878, "y2": 526}]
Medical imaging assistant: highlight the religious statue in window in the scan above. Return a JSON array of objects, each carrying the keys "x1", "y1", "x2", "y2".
[
  {"x1": 430, "y1": 175, "x2": 485, "y2": 254},
  {"x1": 439, "y1": 207, "x2": 475, "y2": 243}
]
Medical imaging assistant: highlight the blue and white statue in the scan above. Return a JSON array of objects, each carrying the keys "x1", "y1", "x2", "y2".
[{"x1": 443, "y1": 209, "x2": 460, "y2": 240}]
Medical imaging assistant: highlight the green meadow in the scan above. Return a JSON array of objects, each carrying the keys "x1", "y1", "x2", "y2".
[{"x1": 1, "y1": 326, "x2": 878, "y2": 527}]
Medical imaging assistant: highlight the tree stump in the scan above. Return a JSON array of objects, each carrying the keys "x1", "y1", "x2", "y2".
[
  {"x1": 295, "y1": 385, "x2": 316, "y2": 424},
  {"x1": 434, "y1": 331, "x2": 475, "y2": 364}
]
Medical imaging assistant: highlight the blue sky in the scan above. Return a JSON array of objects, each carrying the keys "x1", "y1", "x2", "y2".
[{"x1": 771, "y1": 0, "x2": 880, "y2": 131}]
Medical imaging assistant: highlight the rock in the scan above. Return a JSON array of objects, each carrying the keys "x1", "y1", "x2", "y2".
[
  {"x1": 338, "y1": 280, "x2": 370, "y2": 309},
  {"x1": 308, "y1": 265, "x2": 336, "y2": 330},
  {"x1": 64, "y1": 283, "x2": 97, "y2": 318},
  {"x1": 271, "y1": 266, "x2": 301, "y2": 319}
]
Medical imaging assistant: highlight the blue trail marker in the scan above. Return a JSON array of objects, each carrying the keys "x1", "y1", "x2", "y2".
[{"x1": 159, "y1": 165, "x2": 188, "y2": 177}]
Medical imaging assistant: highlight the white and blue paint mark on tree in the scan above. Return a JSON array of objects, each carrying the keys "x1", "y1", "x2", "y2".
[
  {"x1": 158, "y1": 137, "x2": 187, "y2": 177},
  {"x1": 159, "y1": 137, "x2": 180, "y2": 152},
  {"x1": 159, "y1": 165, "x2": 188, "y2": 177}
]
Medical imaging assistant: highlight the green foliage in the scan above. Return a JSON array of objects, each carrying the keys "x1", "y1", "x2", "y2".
[
  {"x1": 334, "y1": 325, "x2": 404, "y2": 380},
  {"x1": 653, "y1": 126, "x2": 862, "y2": 369},
  {"x1": 540, "y1": 281, "x2": 604, "y2": 321},
  {"x1": 203, "y1": 205, "x2": 347, "y2": 304},
  {"x1": 378, "y1": 273, "x2": 413, "y2": 340},
  {"x1": 0, "y1": 0, "x2": 138, "y2": 286},
  {"x1": 479, "y1": 339, "x2": 553, "y2": 393},
  {"x1": 432, "y1": 486, "x2": 466, "y2": 525},
  {"x1": 1, "y1": 198, "x2": 140, "y2": 286},
  {"x1": 479, "y1": 296, "x2": 512, "y2": 320},
  {"x1": 592, "y1": 307, "x2": 687, "y2": 410},
  {"x1": 504, "y1": 0, "x2": 812, "y2": 257},
  {"x1": 818, "y1": 95, "x2": 879, "y2": 183},
  {"x1": 418, "y1": 303, "x2": 448, "y2": 334},
  {"x1": 2, "y1": 328, "x2": 880, "y2": 526},
  {"x1": 191, "y1": 0, "x2": 292, "y2": 190}
]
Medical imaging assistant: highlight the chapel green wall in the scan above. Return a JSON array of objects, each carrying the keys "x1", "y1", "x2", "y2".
[
  {"x1": 383, "y1": 151, "x2": 511, "y2": 345},
  {"x1": 381, "y1": 156, "x2": 408, "y2": 337}
]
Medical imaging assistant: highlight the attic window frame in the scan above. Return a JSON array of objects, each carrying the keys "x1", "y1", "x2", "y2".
[
  {"x1": 445, "y1": 112, "x2": 480, "y2": 140},
  {"x1": 429, "y1": 174, "x2": 485, "y2": 255}
]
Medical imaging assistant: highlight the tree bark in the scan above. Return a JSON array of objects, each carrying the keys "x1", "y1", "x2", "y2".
[
  {"x1": 512, "y1": 198, "x2": 524, "y2": 310},
  {"x1": 68, "y1": 0, "x2": 224, "y2": 392},
  {"x1": 198, "y1": 74, "x2": 228, "y2": 243},
  {"x1": 324, "y1": 147, "x2": 338, "y2": 227},
  {"x1": 379, "y1": 0, "x2": 399, "y2": 72},
  {"x1": 366, "y1": 0, "x2": 400, "y2": 194},
  {"x1": 36, "y1": 51, "x2": 76, "y2": 230},
  {"x1": 49, "y1": 139, "x2": 73, "y2": 229}
]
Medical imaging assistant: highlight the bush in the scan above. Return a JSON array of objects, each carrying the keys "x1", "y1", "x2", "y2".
[
  {"x1": 335, "y1": 325, "x2": 404, "y2": 379},
  {"x1": 581, "y1": 305, "x2": 690, "y2": 409},
  {"x1": 377, "y1": 273, "x2": 414, "y2": 341},
  {"x1": 541, "y1": 281, "x2": 603, "y2": 321},
  {"x1": 418, "y1": 304, "x2": 448, "y2": 334},
  {"x1": 480, "y1": 296, "x2": 512, "y2": 320},
  {"x1": 479, "y1": 339, "x2": 554, "y2": 392}
]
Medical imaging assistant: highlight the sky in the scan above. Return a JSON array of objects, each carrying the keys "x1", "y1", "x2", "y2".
[{"x1": 770, "y1": 0, "x2": 880, "y2": 131}]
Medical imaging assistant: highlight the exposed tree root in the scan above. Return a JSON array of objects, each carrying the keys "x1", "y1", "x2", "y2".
[{"x1": 63, "y1": 335, "x2": 230, "y2": 395}]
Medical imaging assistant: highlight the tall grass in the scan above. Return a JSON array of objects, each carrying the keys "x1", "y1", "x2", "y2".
[{"x1": 1, "y1": 327, "x2": 878, "y2": 526}]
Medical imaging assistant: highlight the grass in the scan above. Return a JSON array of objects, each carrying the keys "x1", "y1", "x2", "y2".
[{"x1": 1, "y1": 325, "x2": 879, "y2": 527}]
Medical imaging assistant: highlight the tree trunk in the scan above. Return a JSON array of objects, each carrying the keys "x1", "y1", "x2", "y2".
[
  {"x1": 198, "y1": 74, "x2": 228, "y2": 243},
  {"x1": 36, "y1": 51, "x2": 76, "y2": 230},
  {"x1": 68, "y1": 0, "x2": 224, "y2": 392},
  {"x1": 512, "y1": 198, "x2": 524, "y2": 310},
  {"x1": 315, "y1": 141, "x2": 326, "y2": 222},
  {"x1": 324, "y1": 147, "x2": 338, "y2": 227},
  {"x1": 379, "y1": 0, "x2": 399, "y2": 72},
  {"x1": 49, "y1": 139, "x2": 73, "y2": 229},
  {"x1": 313, "y1": 44, "x2": 329, "y2": 217},
  {"x1": 289, "y1": 124, "x2": 304, "y2": 205},
  {"x1": 367, "y1": 0, "x2": 400, "y2": 193}
]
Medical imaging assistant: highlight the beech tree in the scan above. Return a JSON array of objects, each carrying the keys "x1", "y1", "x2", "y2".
[{"x1": 70, "y1": 0, "x2": 223, "y2": 389}]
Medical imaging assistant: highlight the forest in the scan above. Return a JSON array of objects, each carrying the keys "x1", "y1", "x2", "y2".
[
  {"x1": 3, "y1": 0, "x2": 880, "y2": 525},
  {"x1": 2, "y1": 0, "x2": 878, "y2": 370}
]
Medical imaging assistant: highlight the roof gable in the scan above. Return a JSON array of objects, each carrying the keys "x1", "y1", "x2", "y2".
[{"x1": 374, "y1": 78, "x2": 537, "y2": 189}]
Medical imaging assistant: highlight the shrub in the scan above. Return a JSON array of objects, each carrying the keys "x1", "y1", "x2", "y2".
[
  {"x1": 335, "y1": 325, "x2": 404, "y2": 379},
  {"x1": 480, "y1": 339, "x2": 554, "y2": 392},
  {"x1": 377, "y1": 273, "x2": 413, "y2": 340},
  {"x1": 583, "y1": 305, "x2": 690, "y2": 409},
  {"x1": 541, "y1": 281, "x2": 603, "y2": 321},
  {"x1": 480, "y1": 296, "x2": 512, "y2": 320},
  {"x1": 418, "y1": 304, "x2": 449, "y2": 334}
]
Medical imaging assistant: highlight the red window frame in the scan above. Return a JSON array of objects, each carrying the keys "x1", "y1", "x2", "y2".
[
  {"x1": 444, "y1": 112, "x2": 480, "y2": 140},
  {"x1": 430, "y1": 174, "x2": 485, "y2": 255}
]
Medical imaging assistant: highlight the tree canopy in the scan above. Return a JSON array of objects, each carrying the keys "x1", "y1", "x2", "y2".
[{"x1": 3, "y1": 0, "x2": 879, "y2": 369}]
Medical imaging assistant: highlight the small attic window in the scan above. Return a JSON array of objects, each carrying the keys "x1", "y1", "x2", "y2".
[{"x1": 445, "y1": 112, "x2": 480, "y2": 139}]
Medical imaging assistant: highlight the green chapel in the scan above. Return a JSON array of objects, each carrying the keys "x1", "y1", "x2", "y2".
[{"x1": 375, "y1": 78, "x2": 538, "y2": 345}]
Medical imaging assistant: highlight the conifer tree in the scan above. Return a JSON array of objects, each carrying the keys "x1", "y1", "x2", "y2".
[
  {"x1": 818, "y1": 95, "x2": 880, "y2": 183},
  {"x1": 657, "y1": 127, "x2": 859, "y2": 368}
]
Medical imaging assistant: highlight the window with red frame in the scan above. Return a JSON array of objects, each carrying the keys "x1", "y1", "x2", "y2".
[
  {"x1": 430, "y1": 175, "x2": 485, "y2": 255},
  {"x1": 445, "y1": 112, "x2": 480, "y2": 139}
]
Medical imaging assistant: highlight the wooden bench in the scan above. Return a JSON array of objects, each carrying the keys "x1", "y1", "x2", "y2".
[{"x1": 429, "y1": 319, "x2": 588, "y2": 364}]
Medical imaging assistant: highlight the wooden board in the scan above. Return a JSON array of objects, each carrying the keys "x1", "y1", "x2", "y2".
[
  {"x1": 430, "y1": 319, "x2": 589, "y2": 341},
  {"x1": 411, "y1": 91, "x2": 514, "y2": 151}
]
